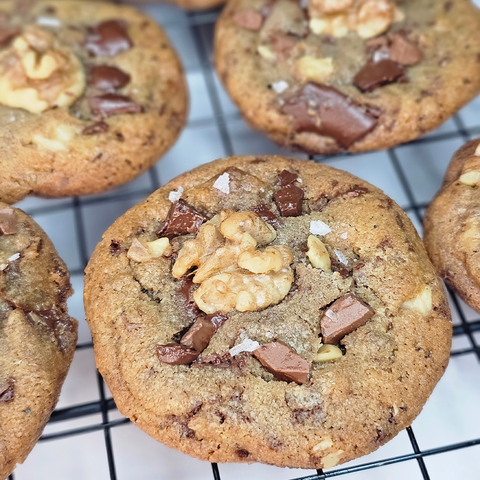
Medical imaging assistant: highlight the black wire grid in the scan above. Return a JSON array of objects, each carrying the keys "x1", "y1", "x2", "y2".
[{"x1": 8, "y1": 4, "x2": 480, "y2": 480}]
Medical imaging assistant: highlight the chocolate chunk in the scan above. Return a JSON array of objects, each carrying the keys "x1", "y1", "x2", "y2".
[
  {"x1": 0, "y1": 25, "x2": 20, "y2": 49},
  {"x1": 282, "y1": 83, "x2": 377, "y2": 148},
  {"x1": 321, "y1": 293, "x2": 374, "y2": 344},
  {"x1": 0, "y1": 380, "x2": 14, "y2": 403},
  {"x1": 193, "y1": 353, "x2": 245, "y2": 370},
  {"x1": 88, "y1": 93, "x2": 143, "y2": 117},
  {"x1": 273, "y1": 185, "x2": 304, "y2": 217},
  {"x1": 277, "y1": 170, "x2": 298, "y2": 186},
  {"x1": 180, "y1": 276, "x2": 200, "y2": 316},
  {"x1": 353, "y1": 59, "x2": 406, "y2": 92},
  {"x1": 159, "y1": 200, "x2": 206, "y2": 239},
  {"x1": 253, "y1": 204, "x2": 278, "y2": 225},
  {"x1": 89, "y1": 65, "x2": 131, "y2": 91},
  {"x1": 233, "y1": 9, "x2": 263, "y2": 30},
  {"x1": 388, "y1": 34, "x2": 423, "y2": 66},
  {"x1": 0, "y1": 208, "x2": 17, "y2": 235},
  {"x1": 253, "y1": 342, "x2": 309, "y2": 384},
  {"x1": 180, "y1": 317, "x2": 216, "y2": 353},
  {"x1": 82, "y1": 121, "x2": 109, "y2": 135},
  {"x1": 157, "y1": 343, "x2": 199, "y2": 365},
  {"x1": 207, "y1": 312, "x2": 228, "y2": 329},
  {"x1": 85, "y1": 20, "x2": 133, "y2": 57}
]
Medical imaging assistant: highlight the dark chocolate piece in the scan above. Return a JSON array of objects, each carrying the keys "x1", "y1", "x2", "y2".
[
  {"x1": 273, "y1": 185, "x2": 304, "y2": 217},
  {"x1": 252, "y1": 342, "x2": 309, "y2": 384},
  {"x1": 85, "y1": 20, "x2": 132, "y2": 57},
  {"x1": 282, "y1": 83, "x2": 377, "y2": 148},
  {"x1": 277, "y1": 170, "x2": 298, "y2": 186},
  {"x1": 82, "y1": 121, "x2": 109, "y2": 135},
  {"x1": 388, "y1": 33, "x2": 423, "y2": 66},
  {"x1": 353, "y1": 59, "x2": 406, "y2": 92},
  {"x1": 157, "y1": 343, "x2": 199, "y2": 365},
  {"x1": 207, "y1": 312, "x2": 228, "y2": 329},
  {"x1": 0, "y1": 380, "x2": 14, "y2": 403},
  {"x1": 180, "y1": 317, "x2": 216, "y2": 353},
  {"x1": 89, "y1": 65, "x2": 131, "y2": 91},
  {"x1": 159, "y1": 200, "x2": 206, "y2": 239},
  {"x1": 0, "y1": 208, "x2": 17, "y2": 235},
  {"x1": 0, "y1": 25, "x2": 20, "y2": 49},
  {"x1": 321, "y1": 293, "x2": 374, "y2": 344},
  {"x1": 88, "y1": 93, "x2": 143, "y2": 117},
  {"x1": 253, "y1": 204, "x2": 278, "y2": 225}
]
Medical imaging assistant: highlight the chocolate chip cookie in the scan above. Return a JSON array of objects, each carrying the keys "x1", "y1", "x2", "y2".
[
  {"x1": 424, "y1": 139, "x2": 480, "y2": 313},
  {"x1": 0, "y1": 202, "x2": 77, "y2": 479},
  {"x1": 215, "y1": 0, "x2": 480, "y2": 154},
  {"x1": 84, "y1": 156, "x2": 452, "y2": 469},
  {"x1": 0, "y1": 0, "x2": 187, "y2": 204}
]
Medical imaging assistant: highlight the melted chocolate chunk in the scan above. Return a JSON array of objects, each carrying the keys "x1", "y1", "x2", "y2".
[
  {"x1": 282, "y1": 83, "x2": 378, "y2": 148},
  {"x1": 321, "y1": 293, "x2": 374, "y2": 344},
  {"x1": 0, "y1": 380, "x2": 14, "y2": 403},
  {"x1": 88, "y1": 93, "x2": 142, "y2": 117},
  {"x1": 353, "y1": 59, "x2": 406, "y2": 92},
  {"x1": 159, "y1": 200, "x2": 206, "y2": 239},
  {"x1": 273, "y1": 185, "x2": 304, "y2": 217},
  {"x1": 0, "y1": 208, "x2": 17, "y2": 235},
  {"x1": 252, "y1": 342, "x2": 309, "y2": 384},
  {"x1": 85, "y1": 20, "x2": 133, "y2": 57},
  {"x1": 157, "y1": 343, "x2": 199, "y2": 365},
  {"x1": 277, "y1": 170, "x2": 298, "y2": 186},
  {"x1": 253, "y1": 204, "x2": 278, "y2": 225},
  {"x1": 180, "y1": 317, "x2": 216, "y2": 353},
  {"x1": 388, "y1": 33, "x2": 423, "y2": 66},
  {"x1": 89, "y1": 65, "x2": 131, "y2": 91},
  {"x1": 0, "y1": 25, "x2": 20, "y2": 49},
  {"x1": 82, "y1": 121, "x2": 109, "y2": 135},
  {"x1": 180, "y1": 276, "x2": 200, "y2": 316}
]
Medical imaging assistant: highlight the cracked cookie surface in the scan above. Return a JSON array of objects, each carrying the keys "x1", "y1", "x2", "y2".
[
  {"x1": 0, "y1": 0, "x2": 187, "y2": 204},
  {"x1": 424, "y1": 138, "x2": 480, "y2": 313},
  {"x1": 84, "y1": 156, "x2": 451, "y2": 469},
  {"x1": 214, "y1": 0, "x2": 480, "y2": 154},
  {"x1": 0, "y1": 201, "x2": 77, "y2": 480}
]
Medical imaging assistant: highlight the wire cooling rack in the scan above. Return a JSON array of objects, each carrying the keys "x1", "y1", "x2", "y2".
[{"x1": 9, "y1": 1, "x2": 480, "y2": 479}]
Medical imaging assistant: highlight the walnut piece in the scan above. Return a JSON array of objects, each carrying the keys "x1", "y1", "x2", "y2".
[
  {"x1": 0, "y1": 26, "x2": 85, "y2": 113},
  {"x1": 400, "y1": 285, "x2": 432, "y2": 314},
  {"x1": 306, "y1": 235, "x2": 331, "y2": 271},
  {"x1": 308, "y1": 0, "x2": 399, "y2": 39},
  {"x1": 172, "y1": 211, "x2": 294, "y2": 314},
  {"x1": 127, "y1": 238, "x2": 172, "y2": 262}
]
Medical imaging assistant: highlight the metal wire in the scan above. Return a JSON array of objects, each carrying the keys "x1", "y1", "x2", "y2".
[{"x1": 14, "y1": 4, "x2": 480, "y2": 479}]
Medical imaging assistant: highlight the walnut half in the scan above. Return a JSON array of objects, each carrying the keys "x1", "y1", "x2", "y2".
[{"x1": 172, "y1": 211, "x2": 294, "y2": 314}]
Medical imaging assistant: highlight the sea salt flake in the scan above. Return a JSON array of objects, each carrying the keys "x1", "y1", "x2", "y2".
[
  {"x1": 213, "y1": 173, "x2": 230, "y2": 194},
  {"x1": 271, "y1": 80, "x2": 289, "y2": 93},
  {"x1": 310, "y1": 220, "x2": 331, "y2": 235},
  {"x1": 297, "y1": 178, "x2": 303, "y2": 183},
  {"x1": 340, "y1": 232, "x2": 348, "y2": 239},
  {"x1": 0, "y1": 264, "x2": 7, "y2": 271},
  {"x1": 36, "y1": 16, "x2": 61, "y2": 27},
  {"x1": 229, "y1": 339, "x2": 260, "y2": 357},
  {"x1": 334, "y1": 249, "x2": 348, "y2": 265},
  {"x1": 475, "y1": 143, "x2": 480, "y2": 156},
  {"x1": 168, "y1": 186, "x2": 183, "y2": 203},
  {"x1": 8, "y1": 253, "x2": 20, "y2": 262}
]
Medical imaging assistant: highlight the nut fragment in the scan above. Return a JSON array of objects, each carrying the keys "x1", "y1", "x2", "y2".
[
  {"x1": 127, "y1": 238, "x2": 171, "y2": 262},
  {"x1": 306, "y1": 235, "x2": 331, "y2": 271},
  {"x1": 0, "y1": 27, "x2": 85, "y2": 113},
  {"x1": 173, "y1": 211, "x2": 294, "y2": 314},
  {"x1": 147, "y1": 238, "x2": 172, "y2": 258},
  {"x1": 322, "y1": 450, "x2": 344, "y2": 469},
  {"x1": 33, "y1": 124, "x2": 76, "y2": 152},
  {"x1": 400, "y1": 285, "x2": 432, "y2": 314},
  {"x1": 296, "y1": 56, "x2": 334, "y2": 83},
  {"x1": 476, "y1": 143, "x2": 480, "y2": 156},
  {"x1": 459, "y1": 171, "x2": 480, "y2": 186},
  {"x1": 315, "y1": 344, "x2": 342, "y2": 362}
]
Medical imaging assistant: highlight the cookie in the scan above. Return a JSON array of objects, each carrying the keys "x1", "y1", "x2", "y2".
[
  {"x1": 0, "y1": 0, "x2": 187, "y2": 204},
  {"x1": 424, "y1": 139, "x2": 480, "y2": 313},
  {"x1": 84, "y1": 155, "x2": 452, "y2": 469},
  {"x1": 0, "y1": 202, "x2": 78, "y2": 479},
  {"x1": 215, "y1": 0, "x2": 480, "y2": 154}
]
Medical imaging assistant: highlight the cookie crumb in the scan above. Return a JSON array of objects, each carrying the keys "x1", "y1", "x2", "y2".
[
  {"x1": 168, "y1": 187, "x2": 184, "y2": 203},
  {"x1": 310, "y1": 220, "x2": 331, "y2": 235},
  {"x1": 229, "y1": 338, "x2": 260, "y2": 356},
  {"x1": 213, "y1": 173, "x2": 230, "y2": 194}
]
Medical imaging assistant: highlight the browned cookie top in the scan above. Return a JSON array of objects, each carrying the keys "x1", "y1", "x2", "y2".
[
  {"x1": 215, "y1": 0, "x2": 480, "y2": 154},
  {"x1": 0, "y1": 201, "x2": 77, "y2": 479},
  {"x1": 0, "y1": 0, "x2": 187, "y2": 204},
  {"x1": 85, "y1": 156, "x2": 451, "y2": 470},
  {"x1": 424, "y1": 138, "x2": 480, "y2": 313}
]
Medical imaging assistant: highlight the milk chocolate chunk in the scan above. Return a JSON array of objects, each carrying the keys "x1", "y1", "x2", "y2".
[
  {"x1": 88, "y1": 93, "x2": 143, "y2": 117},
  {"x1": 0, "y1": 380, "x2": 14, "y2": 403},
  {"x1": 0, "y1": 25, "x2": 20, "y2": 49},
  {"x1": 253, "y1": 204, "x2": 278, "y2": 225},
  {"x1": 252, "y1": 342, "x2": 309, "y2": 384},
  {"x1": 82, "y1": 121, "x2": 109, "y2": 135},
  {"x1": 353, "y1": 59, "x2": 406, "y2": 92},
  {"x1": 157, "y1": 343, "x2": 199, "y2": 365},
  {"x1": 321, "y1": 293, "x2": 375, "y2": 344},
  {"x1": 273, "y1": 185, "x2": 304, "y2": 217},
  {"x1": 85, "y1": 20, "x2": 133, "y2": 57},
  {"x1": 277, "y1": 170, "x2": 298, "y2": 186},
  {"x1": 282, "y1": 83, "x2": 378, "y2": 148},
  {"x1": 180, "y1": 317, "x2": 216, "y2": 353},
  {"x1": 159, "y1": 200, "x2": 207, "y2": 239},
  {"x1": 388, "y1": 34, "x2": 423, "y2": 66},
  {"x1": 207, "y1": 312, "x2": 228, "y2": 329},
  {"x1": 89, "y1": 65, "x2": 131, "y2": 91},
  {"x1": 0, "y1": 208, "x2": 17, "y2": 235}
]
